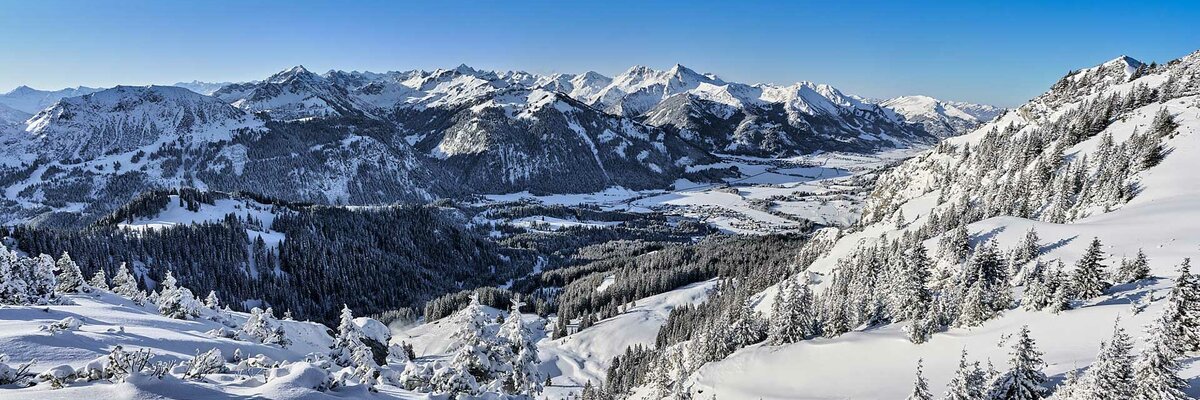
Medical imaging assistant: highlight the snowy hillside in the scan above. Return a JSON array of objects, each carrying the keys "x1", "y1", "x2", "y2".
[
  {"x1": 882, "y1": 95, "x2": 1006, "y2": 138},
  {"x1": 661, "y1": 51, "x2": 1200, "y2": 399}
]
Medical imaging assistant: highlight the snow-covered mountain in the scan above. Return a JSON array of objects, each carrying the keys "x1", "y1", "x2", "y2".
[
  {"x1": 23, "y1": 85, "x2": 256, "y2": 159},
  {"x1": 172, "y1": 80, "x2": 235, "y2": 95},
  {"x1": 881, "y1": 95, "x2": 1005, "y2": 138},
  {"x1": 0, "y1": 85, "x2": 103, "y2": 114},
  {"x1": 213, "y1": 66, "x2": 378, "y2": 120}
]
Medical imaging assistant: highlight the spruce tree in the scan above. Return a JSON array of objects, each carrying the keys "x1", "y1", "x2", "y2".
[
  {"x1": 111, "y1": 263, "x2": 142, "y2": 303},
  {"x1": 1082, "y1": 320, "x2": 1137, "y2": 400},
  {"x1": 1163, "y1": 259, "x2": 1200, "y2": 353},
  {"x1": 54, "y1": 252, "x2": 87, "y2": 294},
  {"x1": 1072, "y1": 237, "x2": 1110, "y2": 299},
  {"x1": 88, "y1": 269, "x2": 108, "y2": 292},
  {"x1": 907, "y1": 359, "x2": 934, "y2": 400},
  {"x1": 943, "y1": 349, "x2": 986, "y2": 400},
  {"x1": 1133, "y1": 308, "x2": 1189, "y2": 400},
  {"x1": 1118, "y1": 250, "x2": 1150, "y2": 283},
  {"x1": 988, "y1": 325, "x2": 1047, "y2": 400}
]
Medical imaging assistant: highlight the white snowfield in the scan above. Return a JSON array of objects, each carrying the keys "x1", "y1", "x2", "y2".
[{"x1": 684, "y1": 59, "x2": 1200, "y2": 398}]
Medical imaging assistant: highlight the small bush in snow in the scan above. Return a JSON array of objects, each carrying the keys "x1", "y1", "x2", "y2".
[
  {"x1": 0, "y1": 355, "x2": 36, "y2": 386},
  {"x1": 37, "y1": 365, "x2": 74, "y2": 389},
  {"x1": 183, "y1": 348, "x2": 227, "y2": 380},
  {"x1": 39, "y1": 317, "x2": 82, "y2": 333}
]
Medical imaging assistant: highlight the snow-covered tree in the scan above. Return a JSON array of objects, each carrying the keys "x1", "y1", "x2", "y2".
[
  {"x1": 243, "y1": 307, "x2": 290, "y2": 347},
  {"x1": 1133, "y1": 307, "x2": 1189, "y2": 400},
  {"x1": 498, "y1": 295, "x2": 542, "y2": 395},
  {"x1": 156, "y1": 271, "x2": 199, "y2": 319},
  {"x1": 907, "y1": 359, "x2": 934, "y2": 400},
  {"x1": 88, "y1": 269, "x2": 108, "y2": 292},
  {"x1": 54, "y1": 252, "x2": 87, "y2": 294},
  {"x1": 1171, "y1": 258, "x2": 1200, "y2": 352},
  {"x1": 110, "y1": 263, "x2": 143, "y2": 303},
  {"x1": 0, "y1": 248, "x2": 29, "y2": 304},
  {"x1": 204, "y1": 291, "x2": 220, "y2": 310},
  {"x1": 769, "y1": 276, "x2": 816, "y2": 344},
  {"x1": 29, "y1": 254, "x2": 58, "y2": 303},
  {"x1": 1080, "y1": 320, "x2": 1136, "y2": 400},
  {"x1": 1117, "y1": 250, "x2": 1150, "y2": 283},
  {"x1": 942, "y1": 349, "x2": 987, "y2": 400},
  {"x1": 1072, "y1": 237, "x2": 1110, "y2": 299},
  {"x1": 988, "y1": 325, "x2": 1047, "y2": 400},
  {"x1": 1017, "y1": 229, "x2": 1041, "y2": 266},
  {"x1": 448, "y1": 294, "x2": 503, "y2": 387}
]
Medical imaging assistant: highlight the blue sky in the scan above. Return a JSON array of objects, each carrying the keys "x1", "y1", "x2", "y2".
[{"x1": 1, "y1": 0, "x2": 1197, "y2": 107}]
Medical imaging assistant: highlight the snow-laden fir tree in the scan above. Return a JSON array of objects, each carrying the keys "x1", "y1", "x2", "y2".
[
  {"x1": 1162, "y1": 259, "x2": 1200, "y2": 354},
  {"x1": 110, "y1": 262, "x2": 143, "y2": 304},
  {"x1": 30, "y1": 254, "x2": 58, "y2": 303},
  {"x1": 942, "y1": 349, "x2": 987, "y2": 400},
  {"x1": 724, "y1": 296, "x2": 766, "y2": 350},
  {"x1": 0, "y1": 247, "x2": 29, "y2": 304},
  {"x1": 1080, "y1": 320, "x2": 1137, "y2": 400},
  {"x1": 156, "y1": 271, "x2": 199, "y2": 319},
  {"x1": 54, "y1": 252, "x2": 87, "y2": 294},
  {"x1": 942, "y1": 225, "x2": 972, "y2": 263},
  {"x1": 204, "y1": 291, "x2": 220, "y2": 310},
  {"x1": 88, "y1": 269, "x2": 108, "y2": 292},
  {"x1": 1046, "y1": 262, "x2": 1073, "y2": 314},
  {"x1": 988, "y1": 325, "x2": 1047, "y2": 400},
  {"x1": 907, "y1": 359, "x2": 934, "y2": 400},
  {"x1": 1172, "y1": 258, "x2": 1200, "y2": 352},
  {"x1": 1072, "y1": 237, "x2": 1110, "y2": 299},
  {"x1": 1118, "y1": 250, "x2": 1151, "y2": 283},
  {"x1": 447, "y1": 293, "x2": 503, "y2": 389},
  {"x1": 1133, "y1": 306, "x2": 1190, "y2": 400},
  {"x1": 1017, "y1": 229, "x2": 1041, "y2": 266},
  {"x1": 497, "y1": 295, "x2": 542, "y2": 396},
  {"x1": 1022, "y1": 261, "x2": 1053, "y2": 311},
  {"x1": 768, "y1": 275, "x2": 816, "y2": 345},
  {"x1": 243, "y1": 307, "x2": 290, "y2": 347}
]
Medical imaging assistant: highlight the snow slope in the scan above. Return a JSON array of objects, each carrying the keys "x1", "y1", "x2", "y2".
[
  {"x1": 0, "y1": 85, "x2": 103, "y2": 114},
  {"x1": 685, "y1": 52, "x2": 1200, "y2": 399}
]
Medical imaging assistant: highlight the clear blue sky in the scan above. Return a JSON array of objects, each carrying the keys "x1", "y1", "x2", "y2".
[{"x1": 1, "y1": 0, "x2": 1197, "y2": 107}]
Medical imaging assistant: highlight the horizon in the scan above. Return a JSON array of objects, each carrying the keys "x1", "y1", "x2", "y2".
[{"x1": 2, "y1": 0, "x2": 1200, "y2": 107}]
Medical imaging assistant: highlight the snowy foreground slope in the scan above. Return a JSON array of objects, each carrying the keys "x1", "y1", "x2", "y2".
[{"x1": 680, "y1": 54, "x2": 1200, "y2": 398}]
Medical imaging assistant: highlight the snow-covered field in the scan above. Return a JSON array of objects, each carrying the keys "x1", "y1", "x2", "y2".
[{"x1": 484, "y1": 149, "x2": 919, "y2": 234}]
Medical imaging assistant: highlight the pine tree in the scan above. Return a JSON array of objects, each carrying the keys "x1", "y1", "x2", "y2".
[
  {"x1": 1133, "y1": 308, "x2": 1189, "y2": 400},
  {"x1": 332, "y1": 304, "x2": 360, "y2": 366},
  {"x1": 30, "y1": 254, "x2": 58, "y2": 303},
  {"x1": 156, "y1": 271, "x2": 197, "y2": 319},
  {"x1": 1118, "y1": 250, "x2": 1151, "y2": 283},
  {"x1": 1163, "y1": 259, "x2": 1200, "y2": 353},
  {"x1": 0, "y1": 247, "x2": 29, "y2": 304},
  {"x1": 942, "y1": 349, "x2": 986, "y2": 400},
  {"x1": 1081, "y1": 320, "x2": 1137, "y2": 400},
  {"x1": 907, "y1": 359, "x2": 934, "y2": 400},
  {"x1": 498, "y1": 295, "x2": 542, "y2": 395},
  {"x1": 1022, "y1": 262, "x2": 1052, "y2": 311},
  {"x1": 88, "y1": 269, "x2": 108, "y2": 292},
  {"x1": 769, "y1": 276, "x2": 815, "y2": 344},
  {"x1": 110, "y1": 263, "x2": 142, "y2": 303},
  {"x1": 204, "y1": 291, "x2": 220, "y2": 310},
  {"x1": 54, "y1": 252, "x2": 87, "y2": 294},
  {"x1": 1018, "y1": 229, "x2": 1041, "y2": 265},
  {"x1": 1072, "y1": 238, "x2": 1110, "y2": 299},
  {"x1": 988, "y1": 325, "x2": 1047, "y2": 400}
]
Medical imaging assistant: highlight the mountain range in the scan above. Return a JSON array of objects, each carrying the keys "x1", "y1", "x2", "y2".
[{"x1": 0, "y1": 64, "x2": 1000, "y2": 226}]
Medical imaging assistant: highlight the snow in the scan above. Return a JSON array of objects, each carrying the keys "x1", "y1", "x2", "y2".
[
  {"x1": 681, "y1": 61, "x2": 1200, "y2": 399},
  {"x1": 117, "y1": 195, "x2": 288, "y2": 248}
]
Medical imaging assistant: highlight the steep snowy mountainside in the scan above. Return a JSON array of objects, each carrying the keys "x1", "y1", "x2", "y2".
[
  {"x1": 881, "y1": 95, "x2": 1005, "y2": 138},
  {"x1": 681, "y1": 50, "x2": 1200, "y2": 399},
  {"x1": 0, "y1": 85, "x2": 103, "y2": 114},
  {"x1": 631, "y1": 66, "x2": 936, "y2": 156},
  {"x1": 172, "y1": 80, "x2": 235, "y2": 95},
  {"x1": 213, "y1": 65, "x2": 377, "y2": 120},
  {"x1": 22, "y1": 85, "x2": 260, "y2": 159}
]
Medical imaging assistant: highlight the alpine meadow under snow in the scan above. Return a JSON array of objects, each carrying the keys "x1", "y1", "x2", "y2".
[{"x1": 3, "y1": 29, "x2": 1200, "y2": 400}]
